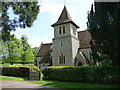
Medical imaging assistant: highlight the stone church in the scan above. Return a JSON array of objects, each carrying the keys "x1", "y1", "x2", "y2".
[{"x1": 35, "y1": 6, "x2": 94, "y2": 69}]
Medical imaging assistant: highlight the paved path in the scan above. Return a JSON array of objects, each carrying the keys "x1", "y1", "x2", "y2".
[{"x1": 0, "y1": 80, "x2": 62, "y2": 90}]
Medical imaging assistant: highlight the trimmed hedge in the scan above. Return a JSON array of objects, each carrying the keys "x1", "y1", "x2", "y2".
[
  {"x1": 1, "y1": 65, "x2": 40, "y2": 80},
  {"x1": 42, "y1": 66, "x2": 120, "y2": 85}
]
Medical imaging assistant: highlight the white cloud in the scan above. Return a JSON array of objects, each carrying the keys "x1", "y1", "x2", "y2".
[
  {"x1": 29, "y1": 40, "x2": 42, "y2": 47},
  {"x1": 38, "y1": 0, "x2": 93, "y2": 30},
  {"x1": 28, "y1": 0, "x2": 94, "y2": 47},
  {"x1": 39, "y1": 0, "x2": 77, "y2": 24}
]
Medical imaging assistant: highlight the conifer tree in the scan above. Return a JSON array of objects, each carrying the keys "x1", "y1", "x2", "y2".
[
  {"x1": 1, "y1": 1, "x2": 40, "y2": 41},
  {"x1": 87, "y1": 2, "x2": 120, "y2": 66}
]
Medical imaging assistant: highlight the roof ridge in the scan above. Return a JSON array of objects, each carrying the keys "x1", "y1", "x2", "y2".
[
  {"x1": 43, "y1": 43, "x2": 52, "y2": 45},
  {"x1": 78, "y1": 30, "x2": 88, "y2": 33}
]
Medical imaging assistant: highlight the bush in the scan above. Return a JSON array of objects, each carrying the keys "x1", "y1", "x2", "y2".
[
  {"x1": 1, "y1": 65, "x2": 40, "y2": 80},
  {"x1": 2, "y1": 66, "x2": 20, "y2": 77},
  {"x1": 42, "y1": 66, "x2": 120, "y2": 85}
]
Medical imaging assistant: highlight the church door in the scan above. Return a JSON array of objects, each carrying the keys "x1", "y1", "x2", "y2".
[{"x1": 77, "y1": 62, "x2": 82, "y2": 66}]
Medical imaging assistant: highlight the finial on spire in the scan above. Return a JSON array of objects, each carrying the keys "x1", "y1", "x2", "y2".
[{"x1": 64, "y1": 0, "x2": 66, "y2": 6}]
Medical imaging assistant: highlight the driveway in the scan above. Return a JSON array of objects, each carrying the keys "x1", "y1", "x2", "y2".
[{"x1": 0, "y1": 80, "x2": 62, "y2": 90}]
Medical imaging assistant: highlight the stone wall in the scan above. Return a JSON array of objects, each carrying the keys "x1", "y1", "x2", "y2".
[{"x1": 52, "y1": 23, "x2": 79, "y2": 66}]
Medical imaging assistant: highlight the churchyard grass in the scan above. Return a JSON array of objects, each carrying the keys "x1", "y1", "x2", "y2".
[
  {"x1": 0, "y1": 76, "x2": 119, "y2": 88},
  {"x1": 0, "y1": 76, "x2": 24, "y2": 81}
]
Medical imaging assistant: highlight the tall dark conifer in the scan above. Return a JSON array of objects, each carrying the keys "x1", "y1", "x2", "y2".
[{"x1": 87, "y1": 2, "x2": 120, "y2": 66}]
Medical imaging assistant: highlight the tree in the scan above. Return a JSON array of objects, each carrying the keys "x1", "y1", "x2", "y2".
[
  {"x1": 2, "y1": 34, "x2": 34, "y2": 64},
  {"x1": 20, "y1": 35, "x2": 34, "y2": 63},
  {"x1": 1, "y1": 1, "x2": 40, "y2": 41},
  {"x1": 2, "y1": 34, "x2": 23, "y2": 65},
  {"x1": 32, "y1": 47, "x2": 38, "y2": 55},
  {"x1": 87, "y1": 2, "x2": 120, "y2": 66}
]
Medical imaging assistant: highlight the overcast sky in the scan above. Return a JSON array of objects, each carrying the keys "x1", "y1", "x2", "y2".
[{"x1": 13, "y1": 0, "x2": 94, "y2": 48}]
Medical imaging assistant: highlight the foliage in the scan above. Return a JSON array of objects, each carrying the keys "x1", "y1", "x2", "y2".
[
  {"x1": 32, "y1": 47, "x2": 38, "y2": 55},
  {"x1": 87, "y1": 2, "x2": 120, "y2": 66},
  {"x1": 2, "y1": 34, "x2": 23, "y2": 64},
  {"x1": 2, "y1": 34, "x2": 34, "y2": 64},
  {"x1": 20, "y1": 35, "x2": 34, "y2": 63},
  {"x1": 2, "y1": 66, "x2": 20, "y2": 77},
  {"x1": 1, "y1": 1, "x2": 40, "y2": 41},
  {"x1": 18, "y1": 65, "x2": 40, "y2": 70},
  {"x1": 46, "y1": 66, "x2": 72, "y2": 69},
  {"x1": 1, "y1": 65, "x2": 40, "y2": 80},
  {"x1": 42, "y1": 66, "x2": 120, "y2": 85},
  {"x1": 23, "y1": 49, "x2": 35, "y2": 62}
]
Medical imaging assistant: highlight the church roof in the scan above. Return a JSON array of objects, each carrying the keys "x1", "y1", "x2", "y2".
[
  {"x1": 78, "y1": 30, "x2": 92, "y2": 49},
  {"x1": 51, "y1": 6, "x2": 79, "y2": 28},
  {"x1": 35, "y1": 43, "x2": 52, "y2": 57},
  {"x1": 39, "y1": 54, "x2": 51, "y2": 64},
  {"x1": 35, "y1": 30, "x2": 92, "y2": 64},
  {"x1": 36, "y1": 30, "x2": 92, "y2": 58}
]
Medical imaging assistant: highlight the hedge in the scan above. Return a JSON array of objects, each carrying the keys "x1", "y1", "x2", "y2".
[
  {"x1": 1, "y1": 65, "x2": 40, "y2": 80},
  {"x1": 42, "y1": 66, "x2": 120, "y2": 85}
]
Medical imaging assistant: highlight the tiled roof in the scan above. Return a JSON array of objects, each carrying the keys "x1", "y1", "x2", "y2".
[
  {"x1": 51, "y1": 6, "x2": 79, "y2": 28},
  {"x1": 35, "y1": 43, "x2": 52, "y2": 57},
  {"x1": 39, "y1": 53, "x2": 51, "y2": 64},
  {"x1": 36, "y1": 30, "x2": 92, "y2": 58},
  {"x1": 78, "y1": 30, "x2": 92, "y2": 49}
]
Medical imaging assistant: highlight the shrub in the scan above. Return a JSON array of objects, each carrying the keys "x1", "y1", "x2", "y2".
[
  {"x1": 2, "y1": 66, "x2": 20, "y2": 77},
  {"x1": 1, "y1": 65, "x2": 40, "y2": 80},
  {"x1": 42, "y1": 66, "x2": 120, "y2": 85}
]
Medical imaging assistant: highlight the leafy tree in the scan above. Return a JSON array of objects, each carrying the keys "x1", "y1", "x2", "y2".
[
  {"x1": 2, "y1": 34, "x2": 23, "y2": 65},
  {"x1": 87, "y1": 2, "x2": 120, "y2": 66},
  {"x1": 1, "y1": 1, "x2": 40, "y2": 41},
  {"x1": 32, "y1": 47, "x2": 38, "y2": 55},
  {"x1": 24, "y1": 49, "x2": 34, "y2": 63},
  {"x1": 20, "y1": 35, "x2": 34, "y2": 63},
  {"x1": 2, "y1": 34, "x2": 34, "y2": 64}
]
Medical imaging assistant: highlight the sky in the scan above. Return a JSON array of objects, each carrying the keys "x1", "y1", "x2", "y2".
[{"x1": 12, "y1": 0, "x2": 94, "y2": 48}]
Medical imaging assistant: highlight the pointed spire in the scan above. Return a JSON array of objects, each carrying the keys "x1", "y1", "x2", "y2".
[
  {"x1": 52, "y1": 6, "x2": 79, "y2": 28},
  {"x1": 57, "y1": 6, "x2": 72, "y2": 22}
]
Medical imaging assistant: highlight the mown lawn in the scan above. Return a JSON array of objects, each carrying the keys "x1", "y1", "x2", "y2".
[
  {"x1": 0, "y1": 75, "x2": 120, "y2": 88},
  {"x1": 0, "y1": 75, "x2": 24, "y2": 81}
]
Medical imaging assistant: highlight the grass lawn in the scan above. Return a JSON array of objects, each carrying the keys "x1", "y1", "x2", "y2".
[
  {"x1": 0, "y1": 75, "x2": 120, "y2": 88},
  {"x1": 0, "y1": 76, "x2": 24, "y2": 81}
]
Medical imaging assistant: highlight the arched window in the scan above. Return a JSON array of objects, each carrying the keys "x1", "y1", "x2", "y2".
[
  {"x1": 59, "y1": 54, "x2": 65, "y2": 64},
  {"x1": 63, "y1": 26, "x2": 65, "y2": 34},
  {"x1": 89, "y1": 51, "x2": 92, "y2": 60},
  {"x1": 59, "y1": 27, "x2": 62, "y2": 34},
  {"x1": 77, "y1": 62, "x2": 82, "y2": 66}
]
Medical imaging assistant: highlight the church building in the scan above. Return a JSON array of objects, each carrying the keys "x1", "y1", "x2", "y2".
[{"x1": 35, "y1": 6, "x2": 94, "y2": 69}]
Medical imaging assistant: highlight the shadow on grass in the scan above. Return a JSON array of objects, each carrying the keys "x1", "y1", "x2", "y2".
[
  {"x1": 1, "y1": 76, "x2": 120, "y2": 89},
  {"x1": 32, "y1": 80, "x2": 120, "y2": 89}
]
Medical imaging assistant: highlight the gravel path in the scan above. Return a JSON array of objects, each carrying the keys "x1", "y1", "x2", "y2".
[{"x1": 0, "y1": 80, "x2": 62, "y2": 90}]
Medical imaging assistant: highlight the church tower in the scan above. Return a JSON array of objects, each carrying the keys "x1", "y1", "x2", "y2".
[{"x1": 51, "y1": 6, "x2": 79, "y2": 66}]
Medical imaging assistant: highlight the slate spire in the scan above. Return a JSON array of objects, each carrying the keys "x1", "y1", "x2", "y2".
[
  {"x1": 57, "y1": 6, "x2": 72, "y2": 23},
  {"x1": 51, "y1": 6, "x2": 79, "y2": 28}
]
